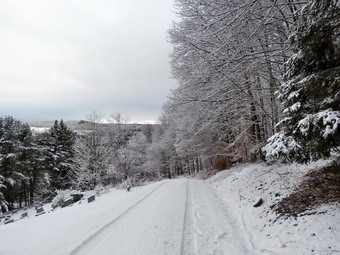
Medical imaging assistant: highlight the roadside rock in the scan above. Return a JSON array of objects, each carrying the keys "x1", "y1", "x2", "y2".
[{"x1": 254, "y1": 198, "x2": 264, "y2": 207}]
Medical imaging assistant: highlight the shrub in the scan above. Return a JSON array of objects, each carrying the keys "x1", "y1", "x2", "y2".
[{"x1": 213, "y1": 156, "x2": 229, "y2": 171}]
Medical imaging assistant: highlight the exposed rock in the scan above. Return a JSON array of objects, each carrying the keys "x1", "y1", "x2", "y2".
[{"x1": 253, "y1": 198, "x2": 264, "y2": 207}]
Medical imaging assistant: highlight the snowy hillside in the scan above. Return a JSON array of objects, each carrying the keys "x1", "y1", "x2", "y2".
[
  {"x1": 207, "y1": 160, "x2": 340, "y2": 255},
  {"x1": 0, "y1": 181, "x2": 172, "y2": 255},
  {"x1": 27, "y1": 120, "x2": 148, "y2": 133},
  {"x1": 0, "y1": 161, "x2": 339, "y2": 255}
]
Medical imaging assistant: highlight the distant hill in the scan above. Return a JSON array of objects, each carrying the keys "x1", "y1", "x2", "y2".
[
  {"x1": 27, "y1": 120, "x2": 156, "y2": 133},
  {"x1": 27, "y1": 120, "x2": 80, "y2": 129}
]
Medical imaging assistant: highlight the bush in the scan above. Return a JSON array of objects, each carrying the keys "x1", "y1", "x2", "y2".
[{"x1": 213, "y1": 156, "x2": 229, "y2": 171}]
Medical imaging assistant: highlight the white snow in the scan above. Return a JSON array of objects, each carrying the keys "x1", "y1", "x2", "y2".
[
  {"x1": 283, "y1": 102, "x2": 302, "y2": 113},
  {"x1": 317, "y1": 109, "x2": 340, "y2": 138},
  {"x1": 30, "y1": 127, "x2": 49, "y2": 134},
  {"x1": 0, "y1": 161, "x2": 339, "y2": 255},
  {"x1": 181, "y1": 179, "x2": 254, "y2": 254},
  {"x1": 297, "y1": 114, "x2": 313, "y2": 136},
  {"x1": 0, "y1": 181, "x2": 170, "y2": 255},
  {"x1": 207, "y1": 160, "x2": 340, "y2": 255},
  {"x1": 274, "y1": 117, "x2": 291, "y2": 128},
  {"x1": 287, "y1": 91, "x2": 300, "y2": 100},
  {"x1": 262, "y1": 131, "x2": 301, "y2": 161},
  {"x1": 297, "y1": 109, "x2": 340, "y2": 137},
  {"x1": 6, "y1": 177, "x2": 16, "y2": 186}
]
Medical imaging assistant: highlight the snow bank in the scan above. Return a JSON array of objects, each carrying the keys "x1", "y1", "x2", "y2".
[{"x1": 207, "y1": 161, "x2": 340, "y2": 255}]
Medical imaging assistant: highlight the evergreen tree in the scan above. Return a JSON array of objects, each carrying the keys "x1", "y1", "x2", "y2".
[
  {"x1": 30, "y1": 132, "x2": 56, "y2": 203},
  {"x1": 0, "y1": 117, "x2": 78, "y2": 210},
  {"x1": 0, "y1": 117, "x2": 8, "y2": 211},
  {"x1": 15, "y1": 123, "x2": 35, "y2": 207},
  {"x1": 264, "y1": 1, "x2": 340, "y2": 162},
  {"x1": 0, "y1": 117, "x2": 34, "y2": 211},
  {"x1": 50, "y1": 120, "x2": 76, "y2": 189}
]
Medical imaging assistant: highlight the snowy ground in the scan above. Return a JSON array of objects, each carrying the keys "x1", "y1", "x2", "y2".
[
  {"x1": 0, "y1": 161, "x2": 339, "y2": 255},
  {"x1": 207, "y1": 160, "x2": 340, "y2": 255}
]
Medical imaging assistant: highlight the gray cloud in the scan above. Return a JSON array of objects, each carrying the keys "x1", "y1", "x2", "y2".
[{"x1": 0, "y1": 0, "x2": 176, "y2": 123}]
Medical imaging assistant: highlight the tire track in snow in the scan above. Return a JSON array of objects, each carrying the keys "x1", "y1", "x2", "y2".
[
  {"x1": 191, "y1": 180, "x2": 254, "y2": 254},
  {"x1": 180, "y1": 179, "x2": 199, "y2": 255},
  {"x1": 69, "y1": 181, "x2": 167, "y2": 255},
  {"x1": 180, "y1": 179, "x2": 254, "y2": 254},
  {"x1": 180, "y1": 179, "x2": 189, "y2": 255}
]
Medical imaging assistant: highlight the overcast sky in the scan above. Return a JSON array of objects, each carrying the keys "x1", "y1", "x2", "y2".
[{"x1": 0, "y1": 0, "x2": 177, "y2": 123}]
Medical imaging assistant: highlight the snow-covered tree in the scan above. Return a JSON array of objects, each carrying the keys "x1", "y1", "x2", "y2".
[
  {"x1": 75, "y1": 113, "x2": 111, "y2": 190},
  {"x1": 0, "y1": 117, "x2": 36, "y2": 210},
  {"x1": 115, "y1": 132, "x2": 147, "y2": 181},
  {"x1": 264, "y1": 1, "x2": 340, "y2": 163},
  {"x1": 109, "y1": 112, "x2": 133, "y2": 150},
  {"x1": 168, "y1": 0, "x2": 297, "y2": 163},
  {"x1": 142, "y1": 124, "x2": 154, "y2": 144},
  {"x1": 30, "y1": 132, "x2": 55, "y2": 204},
  {"x1": 141, "y1": 115, "x2": 172, "y2": 178},
  {"x1": 50, "y1": 120, "x2": 76, "y2": 189}
]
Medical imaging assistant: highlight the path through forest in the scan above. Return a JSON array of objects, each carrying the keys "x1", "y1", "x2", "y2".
[
  {"x1": 0, "y1": 178, "x2": 254, "y2": 255},
  {"x1": 70, "y1": 179, "x2": 253, "y2": 255}
]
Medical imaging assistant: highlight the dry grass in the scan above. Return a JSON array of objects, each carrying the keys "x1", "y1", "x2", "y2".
[{"x1": 273, "y1": 163, "x2": 340, "y2": 217}]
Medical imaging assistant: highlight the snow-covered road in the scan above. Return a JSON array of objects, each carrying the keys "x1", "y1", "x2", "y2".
[
  {"x1": 69, "y1": 178, "x2": 253, "y2": 255},
  {"x1": 182, "y1": 179, "x2": 253, "y2": 255},
  {"x1": 71, "y1": 179, "x2": 186, "y2": 255},
  {"x1": 0, "y1": 178, "x2": 254, "y2": 255}
]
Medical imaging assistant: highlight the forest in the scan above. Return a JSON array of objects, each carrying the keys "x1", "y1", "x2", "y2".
[{"x1": 1, "y1": 0, "x2": 339, "y2": 212}]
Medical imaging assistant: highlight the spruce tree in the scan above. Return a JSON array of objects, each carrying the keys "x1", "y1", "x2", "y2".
[
  {"x1": 31, "y1": 132, "x2": 57, "y2": 203},
  {"x1": 50, "y1": 120, "x2": 76, "y2": 189},
  {"x1": 0, "y1": 117, "x2": 35, "y2": 210},
  {"x1": 264, "y1": 1, "x2": 340, "y2": 163}
]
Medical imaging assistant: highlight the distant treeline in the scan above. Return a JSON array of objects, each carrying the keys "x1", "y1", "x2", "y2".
[{"x1": 0, "y1": 113, "x2": 202, "y2": 213}]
